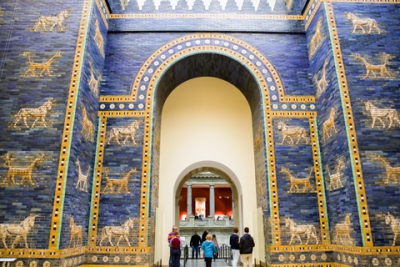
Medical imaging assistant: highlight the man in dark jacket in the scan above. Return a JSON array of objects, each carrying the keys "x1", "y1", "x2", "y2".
[
  {"x1": 229, "y1": 227, "x2": 240, "y2": 267},
  {"x1": 190, "y1": 231, "x2": 201, "y2": 259},
  {"x1": 239, "y1": 227, "x2": 255, "y2": 267}
]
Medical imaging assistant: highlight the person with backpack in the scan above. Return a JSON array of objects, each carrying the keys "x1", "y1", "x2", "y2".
[{"x1": 239, "y1": 227, "x2": 255, "y2": 267}]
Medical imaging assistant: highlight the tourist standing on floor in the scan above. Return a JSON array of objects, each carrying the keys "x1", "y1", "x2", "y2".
[
  {"x1": 201, "y1": 234, "x2": 217, "y2": 267},
  {"x1": 239, "y1": 227, "x2": 255, "y2": 267},
  {"x1": 201, "y1": 229, "x2": 208, "y2": 244},
  {"x1": 212, "y1": 234, "x2": 219, "y2": 261},
  {"x1": 169, "y1": 231, "x2": 183, "y2": 267},
  {"x1": 190, "y1": 231, "x2": 201, "y2": 259},
  {"x1": 168, "y1": 226, "x2": 178, "y2": 267},
  {"x1": 230, "y1": 227, "x2": 240, "y2": 267},
  {"x1": 168, "y1": 225, "x2": 178, "y2": 243}
]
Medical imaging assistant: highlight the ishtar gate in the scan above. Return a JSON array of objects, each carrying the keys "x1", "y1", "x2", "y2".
[{"x1": 0, "y1": 0, "x2": 399, "y2": 266}]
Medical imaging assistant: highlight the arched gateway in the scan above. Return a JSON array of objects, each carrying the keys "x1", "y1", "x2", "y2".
[{"x1": 93, "y1": 33, "x2": 320, "y2": 264}]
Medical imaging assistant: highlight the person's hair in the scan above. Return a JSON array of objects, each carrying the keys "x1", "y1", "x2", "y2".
[
  {"x1": 212, "y1": 234, "x2": 217, "y2": 241},
  {"x1": 206, "y1": 234, "x2": 212, "y2": 240},
  {"x1": 172, "y1": 225, "x2": 177, "y2": 230},
  {"x1": 244, "y1": 227, "x2": 249, "y2": 233},
  {"x1": 233, "y1": 227, "x2": 238, "y2": 233},
  {"x1": 174, "y1": 231, "x2": 179, "y2": 236}
]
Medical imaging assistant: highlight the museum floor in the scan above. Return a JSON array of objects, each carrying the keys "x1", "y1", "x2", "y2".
[{"x1": 183, "y1": 258, "x2": 231, "y2": 267}]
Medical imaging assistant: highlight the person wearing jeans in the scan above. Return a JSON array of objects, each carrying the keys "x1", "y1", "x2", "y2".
[
  {"x1": 169, "y1": 232, "x2": 183, "y2": 267},
  {"x1": 190, "y1": 231, "x2": 201, "y2": 259}
]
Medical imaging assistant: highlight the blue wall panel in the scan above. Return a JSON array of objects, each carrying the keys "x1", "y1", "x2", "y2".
[{"x1": 334, "y1": 2, "x2": 400, "y2": 247}]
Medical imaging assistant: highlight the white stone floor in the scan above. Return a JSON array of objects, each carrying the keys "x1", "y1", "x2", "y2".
[{"x1": 182, "y1": 258, "x2": 231, "y2": 267}]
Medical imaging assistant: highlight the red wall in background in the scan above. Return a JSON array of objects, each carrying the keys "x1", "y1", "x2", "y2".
[{"x1": 179, "y1": 187, "x2": 232, "y2": 220}]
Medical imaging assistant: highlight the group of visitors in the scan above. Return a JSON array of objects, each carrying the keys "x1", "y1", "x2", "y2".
[
  {"x1": 194, "y1": 213, "x2": 205, "y2": 220},
  {"x1": 168, "y1": 225, "x2": 255, "y2": 267},
  {"x1": 190, "y1": 230, "x2": 219, "y2": 261},
  {"x1": 230, "y1": 227, "x2": 254, "y2": 267}
]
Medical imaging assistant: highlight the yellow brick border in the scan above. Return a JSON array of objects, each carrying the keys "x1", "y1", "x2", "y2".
[
  {"x1": 87, "y1": 111, "x2": 150, "y2": 248},
  {"x1": 98, "y1": 33, "x2": 319, "y2": 247},
  {"x1": 48, "y1": 0, "x2": 93, "y2": 250},
  {"x1": 95, "y1": 0, "x2": 109, "y2": 28},
  {"x1": 270, "y1": 111, "x2": 329, "y2": 245},
  {"x1": 325, "y1": 1, "x2": 373, "y2": 247}
]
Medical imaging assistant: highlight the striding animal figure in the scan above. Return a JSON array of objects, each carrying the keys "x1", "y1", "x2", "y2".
[
  {"x1": 93, "y1": 19, "x2": 104, "y2": 57},
  {"x1": 314, "y1": 58, "x2": 329, "y2": 98},
  {"x1": 102, "y1": 168, "x2": 139, "y2": 194},
  {"x1": 373, "y1": 155, "x2": 400, "y2": 184},
  {"x1": 33, "y1": 9, "x2": 72, "y2": 32},
  {"x1": 362, "y1": 101, "x2": 400, "y2": 129},
  {"x1": 322, "y1": 107, "x2": 337, "y2": 141},
  {"x1": 23, "y1": 51, "x2": 62, "y2": 77},
  {"x1": 345, "y1": 12, "x2": 381, "y2": 34},
  {"x1": 75, "y1": 158, "x2": 90, "y2": 192},
  {"x1": 80, "y1": 107, "x2": 95, "y2": 142},
  {"x1": 309, "y1": 19, "x2": 324, "y2": 57},
  {"x1": 277, "y1": 121, "x2": 309, "y2": 145},
  {"x1": 326, "y1": 157, "x2": 345, "y2": 190},
  {"x1": 107, "y1": 120, "x2": 140, "y2": 145},
  {"x1": 13, "y1": 99, "x2": 55, "y2": 128},
  {"x1": 0, "y1": 215, "x2": 39, "y2": 248},
  {"x1": 334, "y1": 214, "x2": 352, "y2": 245},
  {"x1": 385, "y1": 213, "x2": 400, "y2": 246},
  {"x1": 99, "y1": 218, "x2": 134, "y2": 246},
  {"x1": 285, "y1": 218, "x2": 319, "y2": 245},
  {"x1": 69, "y1": 217, "x2": 83, "y2": 248},
  {"x1": 280, "y1": 166, "x2": 315, "y2": 193},
  {"x1": 88, "y1": 60, "x2": 101, "y2": 95},
  {"x1": 353, "y1": 53, "x2": 392, "y2": 79},
  {"x1": 1, "y1": 154, "x2": 44, "y2": 185}
]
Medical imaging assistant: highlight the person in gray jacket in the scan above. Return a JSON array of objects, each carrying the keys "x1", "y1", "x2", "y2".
[{"x1": 239, "y1": 227, "x2": 255, "y2": 267}]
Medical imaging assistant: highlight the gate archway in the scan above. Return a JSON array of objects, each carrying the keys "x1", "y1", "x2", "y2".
[{"x1": 95, "y1": 33, "x2": 313, "y2": 263}]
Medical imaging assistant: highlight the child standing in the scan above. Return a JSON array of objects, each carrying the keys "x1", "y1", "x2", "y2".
[{"x1": 201, "y1": 234, "x2": 217, "y2": 267}]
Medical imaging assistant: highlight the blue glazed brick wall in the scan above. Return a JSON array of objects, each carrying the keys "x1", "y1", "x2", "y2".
[
  {"x1": 0, "y1": 0, "x2": 83, "y2": 250},
  {"x1": 334, "y1": 2, "x2": 400, "y2": 247},
  {"x1": 96, "y1": 117, "x2": 144, "y2": 246},
  {"x1": 1, "y1": 0, "x2": 399, "y2": 265},
  {"x1": 108, "y1": 17, "x2": 305, "y2": 33},
  {"x1": 60, "y1": 4, "x2": 106, "y2": 249},
  {"x1": 101, "y1": 32, "x2": 312, "y2": 97},
  {"x1": 273, "y1": 118, "x2": 320, "y2": 245},
  {"x1": 232, "y1": 33, "x2": 313, "y2": 97},
  {"x1": 307, "y1": 6, "x2": 363, "y2": 247},
  {"x1": 101, "y1": 33, "x2": 185, "y2": 96}
]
